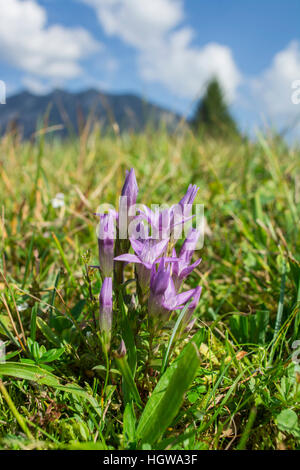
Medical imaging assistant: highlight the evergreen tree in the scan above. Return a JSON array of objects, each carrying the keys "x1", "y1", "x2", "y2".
[{"x1": 192, "y1": 78, "x2": 239, "y2": 138}]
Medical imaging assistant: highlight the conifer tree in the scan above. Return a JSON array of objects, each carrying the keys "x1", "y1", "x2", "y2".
[{"x1": 192, "y1": 78, "x2": 239, "y2": 138}]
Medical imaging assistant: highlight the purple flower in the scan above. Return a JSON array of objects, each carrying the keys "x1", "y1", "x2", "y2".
[
  {"x1": 148, "y1": 259, "x2": 198, "y2": 322},
  {"x1": 137, "y1": 184, "x2": 199, "y2": 239},
  {"x1": 121, "y1": 168, "x2": 138, "y2": 209},
  {"x1": 114, "y1": 237, "x2": 169, "y2": 293},
  {"x1": 97, "y1": 212, "x2": 117, "y2": 278},
  {"x1": 99, "y1": 277, "x2": 113, "y2": 351},
  {"x1": 179, "y1": 184, "x2": 199, "y2": 214},
  {"x1": 118, "y1": 168, "x2": 139, "y2": 248},
  {"x1": 182, "y1": 285, "x2": 202, "y2": 327},
  {"x1": 172, "y1": 228, "x2": 202, "y2": 290},
  {"x1": 115, "y1": 339, "x2": 127, "y2": 358}
]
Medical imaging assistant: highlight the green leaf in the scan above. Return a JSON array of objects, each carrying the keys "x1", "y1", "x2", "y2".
[
  {"x1": 39, "y1": 347, "x2": 65, "y2": 363},
  {"x1": 136, "y1": 333, "x2": 201, "y2": 446},
  {"x1": 123, "y1": 401, "x2": 136, "y2": 445},
  {"x1": 0, "y1": 361, "x2": 61, "y2": 387},
  {"x1": 0, "y1": 362, "x2": 102, "y2": 418},
  {"x1": 30, "y1": 303, "x2": 38, "y2": 341},
  {"x1": 70, "y1": 299, "x2": 86, "y2": 320},
  {"x1": 36, "y1": 317, "x2": 62, "y2": 347},
  {"x1": 276, "y1": 409, "x2": 299, "y2": 434},
  {"x1": 114, "y1": 354, "x2": 142, "y2": 407}
]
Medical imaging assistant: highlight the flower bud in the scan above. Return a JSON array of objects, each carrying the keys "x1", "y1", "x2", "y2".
[{"x1": 97, "y1": 212, "x2": 116, "y2": 278}]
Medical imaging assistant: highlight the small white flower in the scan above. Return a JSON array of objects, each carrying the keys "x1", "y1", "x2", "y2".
[
  {"x1": 51, "y1": 193, "x2": 65, "y2": 209},
  {"x1": 17, "y1": 302, "x2": 29, "y2": 312}
]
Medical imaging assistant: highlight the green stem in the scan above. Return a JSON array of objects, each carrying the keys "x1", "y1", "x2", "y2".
[{"x1": 102, "y1": 348, "x2": 110, "y2": 406}]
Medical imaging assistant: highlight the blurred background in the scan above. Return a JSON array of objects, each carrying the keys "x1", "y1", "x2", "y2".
[{"x1": 0, "y1": 0, "x2": 300, "y2": 141}]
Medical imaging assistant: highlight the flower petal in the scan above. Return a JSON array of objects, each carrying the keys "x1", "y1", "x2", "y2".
[{"x1": 114, "y1": 254, "x2": 142, "y2": 264}]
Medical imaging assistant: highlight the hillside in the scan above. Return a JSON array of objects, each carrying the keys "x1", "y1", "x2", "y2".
[{"x1": 0, "y1": 89, "x2": 181, "y2": 138}]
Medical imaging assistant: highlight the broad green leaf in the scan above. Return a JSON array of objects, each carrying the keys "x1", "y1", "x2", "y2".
[
  {"x1": 276, "y1": 409, "x2": 299, "y2": 434},
  {"x1": 123, "y1": 401, "x2": 136, "y2": 445},
  {"x1": 0, "y1": 362, "x2": 102, "y2": 417},
  {"x1": 0, "y1": 361, "x2": 60, "y2": 386},
  {"x1": 136, "y1": 333, "x2": 201, "y2": 446},
  {"x1": 39, "y1": 347, "x2": 65, "y2": 363}
]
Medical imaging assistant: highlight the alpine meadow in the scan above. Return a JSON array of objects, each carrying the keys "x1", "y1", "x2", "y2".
[{"x1": 0, "y1": 121, "x2": 299, "y2": 450}]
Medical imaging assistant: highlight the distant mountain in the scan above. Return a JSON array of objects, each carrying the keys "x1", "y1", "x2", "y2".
[{"x1": 0, "y1": 89, "x2": 181, "y2": 138}]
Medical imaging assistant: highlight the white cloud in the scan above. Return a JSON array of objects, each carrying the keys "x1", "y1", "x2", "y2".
[
  {"x1": 22, "y1": 76, "x2": 51, "y2": 95},
  {"x1": 83, "y1": 0, "x2": 241, "y2": 101},
  {"x1": 84, "y1": 0, "x2": 183, "y2": 49},
  {"x1": 251, "y1": 41, "x2": 300, "y2": 124},
  {"x1": 105, "y1": 58, "x2": 119, "y2": 74},
  {"x1": 139, "y1": 28, "x2": 241, "y2": 101},
  {"x1": 0, "y1": 0, "x2": 100, "y2": 83}
]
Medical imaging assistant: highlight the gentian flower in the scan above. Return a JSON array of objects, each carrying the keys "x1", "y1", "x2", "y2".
[
  {"x1": 114, "y1": 237, "x2": 169, "y2": 293},
  {"x1": 121, "y1": 168, "x2": 138, "y2": 209},
  {"x1": 119, "y1": 168, "x2": 139, "y2": 232},
  {"x1": 94, "y1": 168, "x2": 203, "y2": 346},
  {"x1": 182, "y1": 285, "x2": 202, "y2": 328},
  {"x1": 172, "y1": 228, "x2": 202, "y2": 290},
  {"x1": 116, "y1": 168, "x2": 139, "y2": 277},
  {"x1": 115, "y1": 338, "x2": 127, "y2": 358},
  {"x1": 99, "y1": 277, "x2": 113, "y2": 351},
  {"x1": 148, "y1": 259, "x2": 198, "y2": 323},
  {"x1": 97, "y1": 212, "x2": 116, "y2": 278},
  {"x1": 179, "y1": 184, "x2": 199, "y2": 214},
  {"x1": 138, "y1": 184, "x2": 199, "y2": 240}
]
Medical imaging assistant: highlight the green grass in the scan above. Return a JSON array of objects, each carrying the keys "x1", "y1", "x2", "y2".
[{"x1": 0, "y1": 127, "x2": 299, "y2": 450}]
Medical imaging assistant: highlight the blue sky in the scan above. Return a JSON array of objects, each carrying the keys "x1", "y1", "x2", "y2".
[{"x1": 1, "y1": 0, "x2": 300, "y2": 136}]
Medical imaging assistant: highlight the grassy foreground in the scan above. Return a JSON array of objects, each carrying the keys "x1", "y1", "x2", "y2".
[{"x1": 0, "y1": 127, "x2": 299, "y2": 450}]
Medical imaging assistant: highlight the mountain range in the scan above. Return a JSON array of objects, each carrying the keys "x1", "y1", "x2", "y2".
[{"x1": 0, "y1": 89, "x2": 181, "y2": 138}]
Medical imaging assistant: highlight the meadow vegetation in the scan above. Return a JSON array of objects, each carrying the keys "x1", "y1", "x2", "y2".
[{"x1": 0, "y1": 125, "x2": 299, "y2": 450}]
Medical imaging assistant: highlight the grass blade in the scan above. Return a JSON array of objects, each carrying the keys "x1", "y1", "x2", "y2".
[
  {"x1": 161, "y1": 301, "x2": 191, "y2": 375},
  {"x1": 237, "y1": 406, "x2": 257, "y2": 450},
  {"x1": 30, "y1": 303, "x2": 38, "y2": 341},
  {"x1": 114, "y1": 354, "x2": 142, "y2": 407}
]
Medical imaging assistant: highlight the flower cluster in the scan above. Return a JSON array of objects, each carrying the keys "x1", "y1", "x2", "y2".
[{"x1": 96, "y1": 169, "x2": 202, "y2": 351}]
